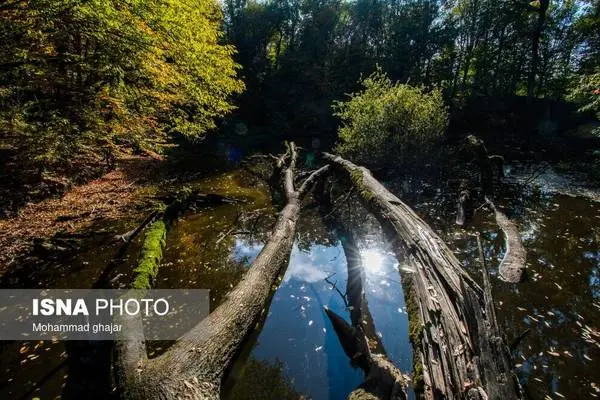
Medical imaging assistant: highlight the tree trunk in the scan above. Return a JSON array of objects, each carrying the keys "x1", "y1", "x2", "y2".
[
  {"x1": 528, "y1": 0, "x2": 550, "y2": 101},
  {"x1": 115, "y1": 143, "x2": 329, "y2": 400},
  {"x1": 322, "y1": 152, "x2": 522, "y2": 400},
  {"x1": 464, "y1": 136, "x2": 526, "y2": 282}
]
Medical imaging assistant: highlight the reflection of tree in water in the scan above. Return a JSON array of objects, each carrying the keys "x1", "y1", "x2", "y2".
[
  {"x1": 294, "y1": 191, "x2": 382, "y2": 253},
  {"x1": 227, "y1": 358, "x2": 305, "y2": 400},
  {"x1": 157, "y1": 175, "x2": 278, "y2": 309},
  {"x1": 295, "y1": 200, "x2": 336, "y2": 252}
]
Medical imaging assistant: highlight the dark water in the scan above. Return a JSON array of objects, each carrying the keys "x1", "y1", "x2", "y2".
[{"x1": 1, "y1": 163, "x2": 599, "y2": 399}]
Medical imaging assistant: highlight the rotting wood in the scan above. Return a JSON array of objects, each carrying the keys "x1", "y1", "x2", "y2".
[
  {"x1": 463, "y1": 135, "x2": 526, "y2": 282},
  {"x1": 115, "y1": 142, "x2": 330, "y2": 400},
  {"x1": 466, "y1": 135, "x2": 504, "y2": 193},
  {"x1": 114, "y1": 210, "x2": 160, "y2": 244},
  {"x1": 485, "y1": 197, "x2": 527, "y2": 283},
  {"x1": 323, "y1": 152, "x2": 522, "y2": 400}
]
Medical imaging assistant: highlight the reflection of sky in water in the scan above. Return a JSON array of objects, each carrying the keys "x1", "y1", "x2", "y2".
[
  {"x1": 360, "y1": 247, "x2": 413, "y2": 373},
  {"x1": 231, "y1": 238, "x2": 264, "y2": 266},
  {"x1": 242, "y1": 242, "x2": 412, "y2": 399}
]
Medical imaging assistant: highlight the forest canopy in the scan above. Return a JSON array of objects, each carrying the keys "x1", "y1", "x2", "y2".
[
  {"x1": 223, "y1": 0, "x2": 599, "y2": 137},
  {"x1": 1, "y1": 0, "x2": 600, "y2": 211},
  {"x1": 0, "y1": 0, "x2": 243, "y2": 173}
]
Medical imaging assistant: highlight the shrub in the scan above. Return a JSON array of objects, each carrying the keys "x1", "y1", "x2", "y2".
[{"x1": 333, "y1": 68, "x2": 448, "y2": 166}]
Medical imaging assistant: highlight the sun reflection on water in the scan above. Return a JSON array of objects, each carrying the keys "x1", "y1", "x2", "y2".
[{"x1": 361, "y1": 248, "x2": 385, "y2": 273}]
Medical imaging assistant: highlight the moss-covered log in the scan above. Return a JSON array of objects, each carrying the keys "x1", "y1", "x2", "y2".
[
  {"x1": 323, "y1": 152, "x2": 522, "y2": 400},
  {"x1": 115, "y1": 143, "x2": 330, "y2": 400},
  {"x1": 131, "y1": 219, "x2": 167, "y2": 290}
]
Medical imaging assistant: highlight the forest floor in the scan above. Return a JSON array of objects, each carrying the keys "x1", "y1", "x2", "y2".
[{"x1": 0, "y1": 154, "x2": 163, "y2": 275}]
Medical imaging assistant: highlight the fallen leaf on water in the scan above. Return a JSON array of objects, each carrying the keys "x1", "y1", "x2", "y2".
[{"x1": 528, "y1": 315, "x2": 540, "y2": 323}]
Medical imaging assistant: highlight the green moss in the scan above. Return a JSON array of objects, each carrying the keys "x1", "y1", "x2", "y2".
[
  {"x1": 412, "y1": 359, "x2": 424, "y2": 394},
  {"x1": 349, "y1": 168, "x2": 375, "y2": 202},
  {"x1": 130, "y1": 188, "x2": 199, "y2": 290},
  {"x1": 402, "y1": 275, "x2": 425, "y2": 394},
  {"x1": 132, "y1": 219, "x2": 167, "y2": 290}
]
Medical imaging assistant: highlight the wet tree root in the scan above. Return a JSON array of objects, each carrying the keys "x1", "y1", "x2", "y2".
[
  {"x1": 323, "y1": 152, "x2": 522, "y2": 400},
  {"x1": 114, "y1": 143, "x2": 329, "y2": 400}
]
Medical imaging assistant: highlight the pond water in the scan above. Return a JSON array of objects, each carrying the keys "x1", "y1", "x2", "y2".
[
  {"x1": 221, "y1": 239, "x2": 413, "y2": 400},
  {"x1": 0, "y1": 159, "x2": 599, "y2": 399}
]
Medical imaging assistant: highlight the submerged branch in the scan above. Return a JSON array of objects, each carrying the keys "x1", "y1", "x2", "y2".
[{"x1": 485, "y1": 197, "x2": 527, "y2": 283}]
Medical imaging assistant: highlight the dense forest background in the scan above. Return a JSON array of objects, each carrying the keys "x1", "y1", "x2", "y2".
[
  {"x1": 223, "y1": 0, "x2": 599, "y2": 137},
  {"x1": 1, "y1": 0, "x2": 599, "y2": 213}
]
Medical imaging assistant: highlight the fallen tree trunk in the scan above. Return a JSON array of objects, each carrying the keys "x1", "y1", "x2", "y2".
[
  {"x1": 485, "y1": 197, "x2": 527, "y2": 283},
  {"x1": 462, "y1": 135, "x2": 526, "y2": 282},
  {"x1": 115, "y1": 143, "x2": 329, "y2": 400},
  {"x1": 323, "y1": 152, "x2": 522, "y2": 400}
]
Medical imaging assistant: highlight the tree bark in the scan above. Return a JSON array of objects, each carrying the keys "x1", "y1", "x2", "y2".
[
  {"x1": 322, "y1": 152, "x2": 522, "y2": 400},
  {"x1": 115, "y1": 143, "x2": 329, "y2": 400}
]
